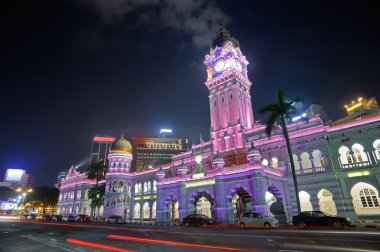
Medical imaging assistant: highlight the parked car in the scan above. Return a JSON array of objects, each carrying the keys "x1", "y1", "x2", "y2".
[
  {"x1": 42, "y1": 214, "x2": 53, "y2": 221},
  {"x1": 21, "y1": 214, "x2": 36, "y2": 220},
  {"x1": 106, "y1": 215, "x2": 125, "y2": 224},
  {"x1": 62, "y1": 215, "x2": 76, "y2": 222},
  {"x1": 292, "y1": 211, "x2": 350, "y2": 228},
  {"x1": 239, "y1": 212, "x2": 279, "y2": 229},
  {"x1": 52, "y1": 214, "x2": 63, "y2": 221},
  {"x1": 76, "y1": 214, "x2": 91, "y2": 223},
  {"x1": 182, "y1": 214, "x2": 217, "y2": 227}
]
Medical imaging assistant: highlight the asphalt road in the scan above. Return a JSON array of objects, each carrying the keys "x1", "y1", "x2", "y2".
[{"x1": 1, "y1": 220, "x2": 380, "y2": 252}]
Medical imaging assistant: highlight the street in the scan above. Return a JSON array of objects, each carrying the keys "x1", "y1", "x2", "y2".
[{"x1": 0, "y1": 219, "x2": 380, "y2": 252}]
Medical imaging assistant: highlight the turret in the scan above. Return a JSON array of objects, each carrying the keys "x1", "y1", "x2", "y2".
[{"x1": 246, "y1": 142, "x2": 262, "y2": 163}]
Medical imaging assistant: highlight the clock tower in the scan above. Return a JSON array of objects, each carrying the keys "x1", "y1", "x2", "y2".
[{"x1": 204, "y1": 27, "x2": 254, "y2": 153}]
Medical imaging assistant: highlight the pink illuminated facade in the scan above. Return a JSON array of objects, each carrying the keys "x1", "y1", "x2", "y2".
[{"x1": 58, "y1": 27, "x2": 380, "y2": 223}]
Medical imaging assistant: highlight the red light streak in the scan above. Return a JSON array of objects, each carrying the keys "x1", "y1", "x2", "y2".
[
  {"x1": 66, "y1": 238, "x2": 135, "y2": 252},
  {"x1": 107, "y1": 234, "x2": 258, "y2": 252}
]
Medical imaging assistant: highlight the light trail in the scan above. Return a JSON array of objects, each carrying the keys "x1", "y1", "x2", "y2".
[
  {"x1": 66, "y1": 238, "x2": 135, "y2": 252},
  {"x1": 107, "y1": 234, "x2": 259, "y2": 252}
]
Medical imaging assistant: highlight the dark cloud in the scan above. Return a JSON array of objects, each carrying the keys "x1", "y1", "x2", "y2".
[{"x1": 78, "y1": 0, "x2": 231, "y2": 48}]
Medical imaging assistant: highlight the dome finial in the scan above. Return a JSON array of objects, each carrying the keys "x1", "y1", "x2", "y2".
[{"x1": 121, "y1": 131, "x2": 124, "y2": 139}]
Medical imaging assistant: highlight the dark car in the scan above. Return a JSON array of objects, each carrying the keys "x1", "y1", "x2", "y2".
[
  {"x1": 182, "y1": 214, "x2": 217, "y2": 227},
  {"x1": 292, "y1": 211, "x2": 350, "y2": 228},
  {"x1": 106, "y1": 215, "x2": 125, "y2": 224},
  {"x1": 52, "y1": 214, "x2": 63, "y2": 221},
  {"x1": 62, "y1": 215, "x2": 76, "y2": 222},
  {"x1": 76, "y1": 214, "x2": 91, "y2": 223},
  {"x1": 42, "y1": 214, "x2": 53, "y2": 221}
]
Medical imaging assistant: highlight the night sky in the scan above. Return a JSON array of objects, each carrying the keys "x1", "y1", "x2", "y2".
[{"x1": 1, "y1": 1, "x2": 379, "y2": 186}]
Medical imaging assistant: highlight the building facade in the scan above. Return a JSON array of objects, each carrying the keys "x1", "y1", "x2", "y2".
[
  {"x1": 131, "y1": 133, "x2": 188, "y2": 171},
  {"x1": 59, "y1": 27, "x2": 380, "y2": 223}
]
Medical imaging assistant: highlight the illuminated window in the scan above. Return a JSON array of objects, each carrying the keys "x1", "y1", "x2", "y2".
[
  {"x1": 360, "y1": 189, "x2": 379, "y2": 208},
  {"x1": 312, "y1": 150, "x2": 323, "y2": 167},
  {"x1": 373, "y1": 140, "x2": 380, "y2": 160},
  {"x1": 133, "y1": 202, "x2": 141, "y2": 219},
  {"x1": 351, "y1": 182, "x2": 380, "y2": 215},
  {"x1": 300, "y1": 152, "x2": 312, "y2": 169},
  {"x1": 152, "y1": 201, "x2": 157, "y2": 219},
  {"x1": 317, "y1": 189, "x2": 337, "y2": 216},
  {"x1": 261, "y1": 159, "x2": 269, "y2": 166},
  {"x1": 143, "y1": 202, "x2": 150, "y2": 219},
  {"x1": 339, "y1": 146, "x2": 353, "y2": 165},
  {"x1": 352, "y1": 143, "x2": 368, "y2": 162},
  {"x1": 292, "y1": 154, "x2": 301, "y2": 170},
  {"x1": 153, "y1": 180, "x2": 157, "y2": 192},
  {"x1": 271, "y1": 157, "x2": 278, "y2": 169}
]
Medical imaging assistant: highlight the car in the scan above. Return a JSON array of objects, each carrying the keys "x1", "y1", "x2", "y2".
[
  {"x1": 182, "y1": 214, "x2": 217, "y2": 227},
  {"x1": 292, "y1": 211, "x2": 350, "y2": 228},
  {"x1": 42, "y1": 214, "x2": 53, "y2": 221},
  {"x1": 52, "y1": 214, "x2": 63, "y2": 221},
  {"x1": 106, "y1": 215, "x2": 125, "y2": 224},
  {"x1": 239, "y1": 212, "x2": 279, "y2": 229},
  {"x1": 62, "y1": 215, "x2": 76, "y2": 222},
  {"x1": 76, "y1": 214, "x2": 91, "y2": 223}
]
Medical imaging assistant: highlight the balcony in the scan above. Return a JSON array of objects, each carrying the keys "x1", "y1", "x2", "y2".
[{"x1": 295, "y1": 166, "x2": 326, "y2": 175}]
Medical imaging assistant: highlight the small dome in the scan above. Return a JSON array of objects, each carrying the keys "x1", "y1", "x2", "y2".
[
  {"x1": 110, "y1": 135, "x2": 132, "y2": 153},
  {"x1": 210, "y1": 26, "x2": 239, "y2": 53},
  {"x1": 247, "y1": 142, "x2": 262, "y2": 163}
]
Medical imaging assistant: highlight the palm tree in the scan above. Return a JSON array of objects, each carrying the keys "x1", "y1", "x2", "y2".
[
  {"x1": 87, "y1": 159, "x2": 106, "y2": 189},
  {"x1": 87, "y1": 185, "x2": 105, "y2": 218},
  {"x1": 258, "y1": 90, "x2": 303, "y2": 214}
]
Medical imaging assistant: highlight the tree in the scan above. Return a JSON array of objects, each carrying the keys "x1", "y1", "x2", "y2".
[
  {"x1": 26, "y1": 186, "x2": 59, "y2": 214},
  {"x1": 87, "y1": 184, "x2": 105, "y2": 218},
  {"x1": 87, "y1": 159, "x2": 106, "y2": 188},
  {"x1": 258, "y1": 90, "x2": 303, "y2": 214}
]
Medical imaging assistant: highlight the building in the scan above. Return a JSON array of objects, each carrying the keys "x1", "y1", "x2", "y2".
[
  {"x1": 2, "y1": 169, "x2": 32, "y2": 189},
  {"x1": 90, "y1": 136, "x2": 116, "y2": 165},
  {"x1": 56, "y1": 166, "x2": 105, "y2": 216},
  {"x1": 131, "y1": 130, "x2": 188, "y2": 171},
  {"x1": 59, "y1": 27, "x2": 380, "y2": 223},
  {"x1": 336, "y1": 97, "x2": 380, "y2": 123}
]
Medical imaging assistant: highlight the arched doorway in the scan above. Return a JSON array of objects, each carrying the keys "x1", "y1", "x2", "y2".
[
  {"x1": 299, "y1": 191, "x2": 313, "y2": 211},
  {"x1": 267, "y1": 185, "x2": 286, "y2": 224},
  {"x1": 194, "y1": 192, "x2": 215, "y2": 220},
  {"x1": 168, "y1": 199, "x2": 179, "y2": 222},
  {"x1": 317, "y1": 189, "x2": 337, "y2": 216},
  {"x1": 196, "y1": 196, "x2": 212, "y2": 218},
  {"x1": 143, "y1": 202, "x2": 150, "y2": 220},
  {"x1": 133, "y1": 202, "x2": 140, "y2": 220},
  {"x1": 231, "y1": 188, "x2": 251, "y2": 222},
  {"x1": 124, "y1": 207, "x2": 130, "y2": 220}
]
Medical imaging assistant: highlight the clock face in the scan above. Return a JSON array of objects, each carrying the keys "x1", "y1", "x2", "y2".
[
  {"x1": 236, "y1": 60, "x2": 243, "y2": 72},
  {"x1": 195, "y1": 155, "x2": 203, "y2": 164},
  {"x1": 214, "y1": 59, "x2": 226, "y2": 72}
]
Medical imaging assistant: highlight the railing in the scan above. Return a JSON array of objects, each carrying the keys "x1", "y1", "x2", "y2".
[
  {"x1": 340, "y1": 161, "x2": 371, "y2": 169},
  {"x1": 295, "y1": 166, "x2": 326, "y2": 175}
]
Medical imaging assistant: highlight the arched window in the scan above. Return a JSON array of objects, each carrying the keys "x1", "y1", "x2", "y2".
[
  {"x1": 299, "y1": 191, "x2": 313, "y2": 212},
  {"x1": 271, "y1": 158, "x2": 279, "y2": 169},
  {"x1": 317, "y1": 189, "x2": 337, "y2": 216},
  {"x1": 301, "y1": 152, "x2": 312, "y2": 169},
  {"x1": 142, "y1": 202, "x2": 150, "y2": 220},
  {"x1": 139, "y1": 183, "x2": 142, "y2": 193},
  {"x1": 147, "y1": 181, "x2": 151, "y2": 193},
  {"x1": 143, "y1": 182, "x2": 148, "y2": 194},
  {"x1": 339, "y1": 146, "x2": 353, "y2": 165},
  {"x1": 119, "y1": 181, "x2": 123, "y2": 192},
  {"x1": 222, "y1": 96, "x2": 224, "y2": 102},
  {"x1": 195, "y1": 196, "x2": 211, "y2": 218},
  {"x1": 113, "y1": 181, "x2": 117, "y2": 192},
  {"x1": 312, "y1": 150, "x2": 323, "y2": 167},
  {"x1": 261, "y1": 159, "x2": 269, "y2": 166},
  {"x1": 152, "y1": 201, "x2": 157, "y2": 219},
  {"x1": 135, "y1": 184, "x2": 139, "y2": 194},
  {"x1": 292, "y1": 154, "x2": 300, "y2": 170},
  {"x1": 373, "y1": 140, "x2": 380, "y2": 160},
  {"x1": 352, "y1": 143, "x2": 368, "y2": 162},
  {"x1": 351, "y1": 182, "x2": 380, "y2": 215},
  {"x1": 214, "y1": 100, "x2": 216, "y2": 106},
  {"x1": 230, "y1": 92, "x2": 233, "y2": 99},
  {"x1": 133, "y1": 203, "x2": 141, "y2": 219},
  {"x1": 153, "y1": 180, "x2": 157, "y2": 192}
]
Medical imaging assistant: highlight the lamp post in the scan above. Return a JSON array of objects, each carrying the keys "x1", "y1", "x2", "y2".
[{"x1": 16, "y1": 188, "x2": 33, "y2": 217}]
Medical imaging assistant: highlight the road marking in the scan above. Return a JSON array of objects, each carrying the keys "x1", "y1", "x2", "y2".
[
  {"x1": 107, "y1": 234, "x2": 259, "y2": 252},
  {"x1": 67, "y1": 238, "x2": 135, "y2": 252}
]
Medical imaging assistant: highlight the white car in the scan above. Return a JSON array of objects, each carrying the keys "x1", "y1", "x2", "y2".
[{"x1": 239, "y1": 212, "x2": 279, "y2": 228}]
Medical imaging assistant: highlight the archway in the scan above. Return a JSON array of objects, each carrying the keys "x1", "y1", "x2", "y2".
[
  {"x1": 193, "y1": 192, "x2": 215, "y2": 220},
  {"x1": 142, "y1": 202, "x2": 150, "y2": 220},
  {"x1": 168, "y1": 199, "x2": 179, "y2": 222},
  {"x1": 267, "y1": 185, "x2": 286, "y2": 224},
  {"x1": 124, "y1": 207, "x2": 130, "y2": 220},
  {"x1": 317, "y1": 189, "x2": 337, "y2": 216},
  {"x1": 133, "y1": 202, "x2": 141, "y2": 220},
  {"x1": 231, "y1": 188, "x2": 251, "y2": 222},
  {"x1": 299, "y1": 191, "x2": 313, "y2": 211}
]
